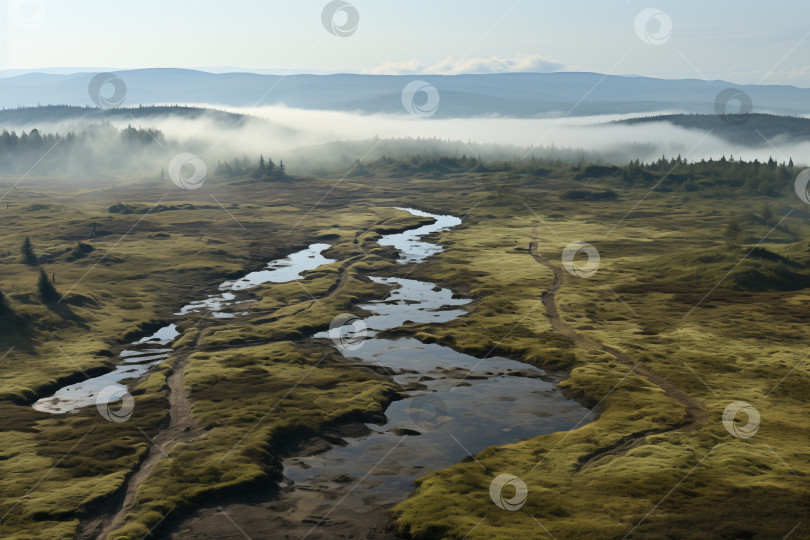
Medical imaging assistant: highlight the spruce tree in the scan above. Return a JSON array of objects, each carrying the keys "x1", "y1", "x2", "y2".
[
  {"x1": 21, "y1": 237, "x2": 38, "y2": 266},
  {"x1": 38, "y1": 268, "x2": 60, "y2": 303}
]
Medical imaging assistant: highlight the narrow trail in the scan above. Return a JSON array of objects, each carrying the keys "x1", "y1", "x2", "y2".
[
  {"x1": 84, "y1": 242, "x2": 372, "y2": 539},
  {"x1": 529, "y1": 242, "x2": 707, "y2": 470},
  {"x1": 86, "y1": 331, "x2": 208, "y2": 540}
]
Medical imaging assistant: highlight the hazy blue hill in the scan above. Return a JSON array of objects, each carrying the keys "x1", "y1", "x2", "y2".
[
  {"x1": 615, "y1": 113, "x2": 810, "y2": 145},
  {"x1": 0, "y1": 105, "x2": 250, "y2": 125},
  {"x1": 1, "y1": 69, "x2": 809, "y2": 117}
]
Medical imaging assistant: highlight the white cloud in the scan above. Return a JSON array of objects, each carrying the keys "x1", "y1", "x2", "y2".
[
  {"x1": 367, "y1": 59, "x2": 427, "y2": 76},
  {"x1": 367, "y1": 54, "x2": 566, "y2": 76}
]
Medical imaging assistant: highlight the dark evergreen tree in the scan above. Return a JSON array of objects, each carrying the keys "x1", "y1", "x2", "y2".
[
  {"x1": 21, "y1": 237, "x2": 38, "y2": 266},
  {"x1": 38, "y1": 268, "x2": 60, "y2": 303},
  {"x1": 0, "y1": 288, "x2": 20, "y2": 331}
]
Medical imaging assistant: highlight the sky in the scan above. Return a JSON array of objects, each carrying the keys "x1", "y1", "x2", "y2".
[{"x1": 0, "y1": 0, "x2": 809, "y2": 86}]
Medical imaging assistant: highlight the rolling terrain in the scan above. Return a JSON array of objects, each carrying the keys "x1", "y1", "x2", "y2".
[{"x1": 0, "y1": 155, "x2": 807, "y2": 538}]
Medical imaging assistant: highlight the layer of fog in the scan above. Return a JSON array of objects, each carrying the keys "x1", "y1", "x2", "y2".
[
  {"x1": 185, "y1": 105, "x2": 807, "y2": 167},
  {"x1": 2, "y1": 105, "x2": 807, "y2": 178}
]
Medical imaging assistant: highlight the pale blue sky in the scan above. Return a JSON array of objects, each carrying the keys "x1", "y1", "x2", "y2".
[{"x1": 1, "y1": 0, "x2": 809, "y2": 86}]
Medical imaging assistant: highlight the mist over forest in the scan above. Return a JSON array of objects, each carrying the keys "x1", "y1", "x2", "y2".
[{"x1": 0, "y1": 105, "x2": 806, "y2": 180}]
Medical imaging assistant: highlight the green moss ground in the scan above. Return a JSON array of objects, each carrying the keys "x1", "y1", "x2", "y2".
[{"x1": 1, "y1": 168, "x2": 808, "y2": 539}]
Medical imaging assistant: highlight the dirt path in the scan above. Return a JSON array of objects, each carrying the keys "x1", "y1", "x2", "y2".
[
  {"x1": 85, "y1": 245, "x2": 375, "y2": 539},
  {"x1": 83, "y1": 331, "x2": 207, "y2": 540},
  {"x1": 75, "y1": 217, "x2": 413, "y2": 540},
  {"x1": 529, "y1": 242, "x2": 707, "y2": 469}
]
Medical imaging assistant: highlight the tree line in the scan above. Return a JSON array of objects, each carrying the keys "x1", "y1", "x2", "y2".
[
  {"x1": 0, "y1": 124, "x2": 165, "y2": 174},
  {"x1": 351, "y1": 153, "x2": 799, "y2": 198},
  {"x1": 214, "y1": 155, "x2": 288, "y2": 181}
]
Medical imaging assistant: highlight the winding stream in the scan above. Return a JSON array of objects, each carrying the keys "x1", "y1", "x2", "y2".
[
  {"x1": 32, "y1": 244, "x2": 337, "y2": 414},
  {"x1": 287, "y1": 209, "x2": 594, "y2": 508},
  {"x1": 35, "y1": 207, "x2": 594, "y2": 539}
]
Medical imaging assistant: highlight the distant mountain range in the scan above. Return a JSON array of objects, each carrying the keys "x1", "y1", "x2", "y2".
[{"x1": 1, "y1": 69, "x2": 810, "y2": 117}]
